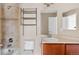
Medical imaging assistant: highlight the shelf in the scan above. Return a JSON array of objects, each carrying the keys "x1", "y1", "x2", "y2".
[
  {"x1": 23, "y1": 11, "x2": 36, "y2": 14},
  {"x1": 23, "y1": 17, "x2": 36, "y2": 20},
  {"x1": 22, "y1": 24, "x2": 36, "y2": 26},
  {"x1": 22, "y1": 8, "x2": 37, "y2": 35},
  {"x1": 23, "y1": 8, "x2": 36, "y2": 11}
]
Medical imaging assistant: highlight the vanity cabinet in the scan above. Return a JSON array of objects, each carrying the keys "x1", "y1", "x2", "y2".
[
  {"x1": 66, "y1": 44, "x2": 79, "y2": 55},
  {"x1": 43, "y1": 43, "x2": 79, "y2": 55},
  {"x1": 43, "y1": 43, "x2": 65, "y2": 55}
]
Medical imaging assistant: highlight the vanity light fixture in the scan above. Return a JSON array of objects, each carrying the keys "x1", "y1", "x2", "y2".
[{"x1": 44, "y1": 3, "x2": 54, "y2": 7}]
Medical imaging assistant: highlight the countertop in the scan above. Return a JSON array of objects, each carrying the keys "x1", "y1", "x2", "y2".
[{"x1": 41, "y1": 37, "x2": 79, "y2": 44}]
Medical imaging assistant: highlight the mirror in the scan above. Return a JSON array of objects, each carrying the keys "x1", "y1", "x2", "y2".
[
  {"x1": 48, "y1": 17, "x2": 57, "y2": 35},
  {"x1": 62, "y1": 9, "x2": 77, "y2": 30},
  {"x1": 41, "y1": 12, "x2": 57, "y2": 35}
]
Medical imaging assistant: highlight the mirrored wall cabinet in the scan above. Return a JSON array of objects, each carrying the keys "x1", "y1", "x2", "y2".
[
  {"x1": 41, "y1": 13, "x2": 57, "y2": 35},
  {"x1": 62, "y1": 8, "x2": 79, "y2": 31}
]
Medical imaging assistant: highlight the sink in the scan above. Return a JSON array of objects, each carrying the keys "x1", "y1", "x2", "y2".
[{"x1": 41, "y1": 37, "x2": 58, "y2": 43}]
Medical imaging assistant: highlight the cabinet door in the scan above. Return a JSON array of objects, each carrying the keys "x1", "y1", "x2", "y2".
[
  {"x1": 66, "y1": 44, "x2": 79, "y2": 55},
  {"x1": 43, "y1": 43, "x2": 65, "y2": 55}
]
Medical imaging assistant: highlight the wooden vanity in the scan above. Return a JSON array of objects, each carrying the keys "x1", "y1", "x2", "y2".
[{"x1": 42, "y1": 43, "x2": 79, "y2": 55}]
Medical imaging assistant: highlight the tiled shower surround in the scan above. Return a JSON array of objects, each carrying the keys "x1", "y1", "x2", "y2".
[
  {"x1": 2, "y1": 19, "x2": 17, "y2": 55},
  {"x1": 1, "y1": 4, "x2": 19, "y2": 55}
]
